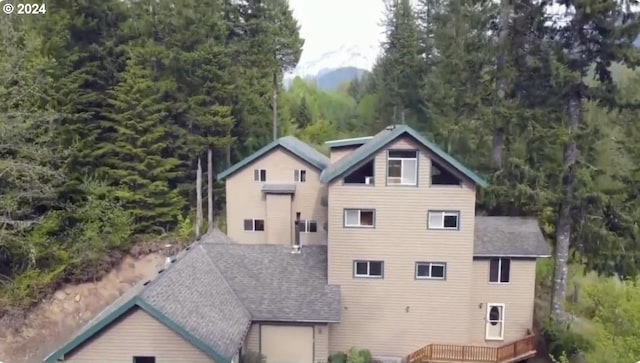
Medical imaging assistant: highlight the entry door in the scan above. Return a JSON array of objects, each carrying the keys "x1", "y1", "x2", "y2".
[{"x1": 485, "y1": 303, "x2": 505, "y2": 340}]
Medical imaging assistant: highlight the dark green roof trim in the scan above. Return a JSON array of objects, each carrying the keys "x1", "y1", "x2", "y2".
[
  {"x1": 217, "y1": 136, "x2": 329, "y2": 180},
  {"x1": 44, "y1": 297, "x2": 231, "y2": 363},
  {"x1": 320, "y1": 125, "x2": 488, "y2": 187},
  {"x1": 324, "y1": 136, "x2": 373, "y2": 148},
  {"x1": 136, "y1": 299, "x2": 231, "y2": 363}
]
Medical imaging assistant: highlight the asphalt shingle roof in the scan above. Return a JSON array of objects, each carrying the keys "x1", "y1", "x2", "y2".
[
  {"x1": 204, "y1": 244, "x2": 340, "y2": 322},
  {"x1": 217, "y1": 136, "x2": 329, "y2": 180},
  {"x1": 46, "y1": 229, "x2": 339, "y2": 363},
  {"x1": 474, "y1": 216, "x2": 550, "y2": 257}
]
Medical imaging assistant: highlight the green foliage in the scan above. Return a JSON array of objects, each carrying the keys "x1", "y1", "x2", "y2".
[
  {"x1": 541, "y1": 316, "x2": 593, "y2": 359},
  {"x1": 328, "y1": 352, "x2": 348, "y2": 363},
  {"x1": 328, "y1": 347, "x2": 372, "y2": 363}
]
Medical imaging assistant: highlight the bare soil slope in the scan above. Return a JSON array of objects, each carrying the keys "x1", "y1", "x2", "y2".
[{"x1": 0, "y1": 252, "x2": 171, "y2": 363}]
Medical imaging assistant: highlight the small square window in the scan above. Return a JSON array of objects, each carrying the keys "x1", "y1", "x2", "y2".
[
  {"x1": 299, "y1": 220, "x2": 318, "y2": 233},
  {"x1": 354, "y1": 260, "x2": 384, "y2": 278},
  {"x1": 416, "y1": 262, "x2": 446, "y2": 280},
  {"x1": 244, "y1": 219, "x2": 265, "y2": 231},
  {"x1": 428, "y1": 211, "x2": 459, "y2": 230},
  {"x1": 294, "y1": 169, "x2": 307, "y2": 182},
  {"x1": 254, "y1": 169, "x2": 267, "y2": 182}
]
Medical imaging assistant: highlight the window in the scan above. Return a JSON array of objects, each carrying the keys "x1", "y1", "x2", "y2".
[
  {"x1": 344, "y1": 209, "x2": 375, "y2": 228},
  {"x1": 353, "y1": 260, "x2": 384, "y2": 278},
  {"x1": 243, "y1": 219, "x2": 265, "y2": 231},
  {"x1": 387, "y1": 150, "x2": 418, "y2": 185},
  {"x1": 489, "y1": 258, "x2": 510, "y2": 283},
  {"x1": 298, "y1": 219, "x2": 318, "y2": 233},
  {"x1": 485, "y1": 303, "x2": 505, "y2": 340},
  {"x1": 133, "y1": 357, "x2": 155, "y2": 363},
  {"x1": 428, "y1": 211, "x2": 459, "y2": 230},
  {"x1": 430, "y1": 160, "x2": 462, "y2": 185},
  {"x1": 254, "y1": 169, "x2": 267, "y2": 182},
  {"x1": 343, "y1": 160, "x2": 375, "y2": 185},
  {"x1": 294, "y1": 169, "x2": 307, "y2": 182},
  {"x1": 415, "y1": 262, "x2": 446, "y2": 280}
]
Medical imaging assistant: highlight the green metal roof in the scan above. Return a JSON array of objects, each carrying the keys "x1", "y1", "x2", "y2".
[
  {"x1": 319, "y1": 124, "x2": 488, "y2": 187},
  {"x1": 43, "y1": 296, "x2": 231, "y2": 363},
  {"x1": 324, "y1": 136, "x2": 374, "y2": 148},
  {"x1": 217, "y1": 136, "x2": 329, "y2": 180}
]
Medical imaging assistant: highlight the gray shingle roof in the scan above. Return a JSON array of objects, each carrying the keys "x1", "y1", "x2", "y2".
[
  {"x1": 262, "y1": 183, "x2": 297, "y2": 194},
  {"x1": 320, "y1": 125, "x2": 488, "y2": 187},
  {"x1": 140, "y1": 245, "x2": 252, "y2": 358},
  {"x1": 204, "y1": 244, "x2": 340, "y2": 322},
  {"x1": 217, "y1": 136, "x2": 329, "y2": 180},
  {"x1": 474, "y1": 216, "x2": 551, "y2": 257},
  {"x1": 45, "y1": 229, "x2": 339, "y2": 363}
]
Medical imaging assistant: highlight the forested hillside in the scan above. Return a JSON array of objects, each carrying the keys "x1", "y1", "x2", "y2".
[{"x1": 1, "y1": 0, "x2": 640, "y2": 362}]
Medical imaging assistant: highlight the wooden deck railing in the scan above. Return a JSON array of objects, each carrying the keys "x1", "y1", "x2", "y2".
[{"x1": 406, "y1": 335, "x2": 537, "y2": 363}]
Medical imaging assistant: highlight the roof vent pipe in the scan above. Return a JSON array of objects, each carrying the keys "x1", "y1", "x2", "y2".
[{"x1": 292, "y1": 212, "x2": 301, "y2": 254}]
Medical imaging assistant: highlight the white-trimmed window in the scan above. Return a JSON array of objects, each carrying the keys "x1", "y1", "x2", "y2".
[
  {"x1": 489, "y1": 258, "x2": 510, "y2": 283},
  {"x1": 428, "y1": 211, "x2": 459, "y2": 230},
  {"x1": 344, "y1": 209, "x2": 375, "y2": 228},
  {"x1": 243, "y1": 219, "x2": 265, "y2": 231},
  {"x1": 353, "y1": 260, "x2": 384, "y2": 278},
  {"x1": 485, "y1": 303, "x2": 505, "y2": 340},
  {"x1": 415, "y1": 262, "x2": 446, "y2": 280},
  {"x1": 254, "y1": 169, "x2": 267, "y2": 182},
  {"x1": 298, "y1": 219, "x2": 317, "y2": 233},
  {"x1": 387, "y1": 150, "x2": 418, "y2": 185},
  {"x1": 294, "y1": 169, "x2": 307, "y2": 182}
]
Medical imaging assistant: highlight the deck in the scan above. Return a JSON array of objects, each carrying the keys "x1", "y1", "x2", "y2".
[{"x1": 406, "y1": 335, "x2": 537, "y2": 363}]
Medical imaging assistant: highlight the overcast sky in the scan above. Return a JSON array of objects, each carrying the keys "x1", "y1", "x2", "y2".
[{"x1": 287, "y1": 0, "x2": 386, "y2": 61}]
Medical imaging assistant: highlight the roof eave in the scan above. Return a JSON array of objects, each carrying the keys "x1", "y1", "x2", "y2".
[
  {"x1": 473, "y1": 254, "x2": 552, "y2": 258},
  {"x1": 44, "y1": 297, "x2": 232, "y2": 363}
]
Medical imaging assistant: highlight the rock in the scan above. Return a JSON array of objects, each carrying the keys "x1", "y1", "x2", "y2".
[
  {"x1": 54, "y1": 291, "x2": 67, "y2": 300},
  {"x1": 74, "y1": 294, "x2": 81, "y2": 302},
  {"x1": 64, "y1": 288, "x2": 71, "y2": 295}
]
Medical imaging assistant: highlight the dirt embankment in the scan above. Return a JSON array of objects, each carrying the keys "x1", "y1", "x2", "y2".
[{"x1": 0, "y1": 247, "x2": 176, "y2": 363}]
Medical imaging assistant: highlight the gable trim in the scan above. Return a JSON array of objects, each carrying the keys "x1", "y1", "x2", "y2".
[
  {"x1": 44, "y1": 297, "x2": 231, "y2": 363},
  {"x1": 320, "y1": 125, "x2": 488, "y2": 187},
  {"x1": 217, "y1": 138, "x2": 328, "y2": 180}
]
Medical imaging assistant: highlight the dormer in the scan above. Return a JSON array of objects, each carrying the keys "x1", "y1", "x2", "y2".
[
  {"x1": 320, "y1": 125, "x2": 488, "y2": 190},
  {"x1": 325, "y1": 136, "x2": 374, "y2": 163}
]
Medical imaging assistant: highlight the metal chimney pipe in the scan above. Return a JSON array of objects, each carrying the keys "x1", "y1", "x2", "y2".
[{"x1": 293, "y1": 212, "x2": 301, "y2": 253}]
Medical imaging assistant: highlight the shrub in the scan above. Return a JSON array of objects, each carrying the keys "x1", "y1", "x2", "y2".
[
  {"x1": 241, "y1": 350, "x2": 266, "y2": 363},
  {"x1": 541, "y1": 316, "x2": 593, "y2": 360},
  {"x1": 328, "y1": 352, "x2": 347, "y2": 363}
]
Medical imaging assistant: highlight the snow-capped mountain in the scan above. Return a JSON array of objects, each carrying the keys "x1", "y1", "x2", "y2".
[{"x1": 285, "y1": 43, "x2": 380, "y2": 81}]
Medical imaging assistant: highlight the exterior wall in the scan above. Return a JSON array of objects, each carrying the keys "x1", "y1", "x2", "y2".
[
  {"x1": 225, "y1": 147, "x2": 328, "y2": 245},
  {"x1": 470, "y1": 258, "x2": 537, "y2": 345},
  {"x1": 327, "y1": 136, "x2": 477, "y2": 357},
  {"x1": 329, "y1": 146, "x2": 359, "y2": 163},
  {"x1": 64, "y1": 308, "x2": 215, "y2": 363},
  {"x1": 242, "y1": 323, "x2": 329, "y2": 363}
]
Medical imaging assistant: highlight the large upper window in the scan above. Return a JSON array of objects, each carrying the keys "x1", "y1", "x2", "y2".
[
  {"x1": 489, "y1": 258, "x2": 510, "y2": 283},
  {"x1": 344, "y1": 209, "x2": 375, "y2": 228},
  {"x1": 387, "y1": 150, "x2": 418, "y2": 186}
]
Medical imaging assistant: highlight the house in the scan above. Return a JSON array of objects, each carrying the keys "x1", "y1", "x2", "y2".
[{"x1": 45, "y1": 124, "x2": 549, "y2": 363}]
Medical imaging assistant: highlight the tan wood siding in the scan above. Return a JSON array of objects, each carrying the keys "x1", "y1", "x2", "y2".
[
  {"x1": 470, "y1": 259, "x2": 537, "y2": 345},
  {"x1": 225, "y1": 148, "x2": 327, "y2": 245},
  {"x1": 266, "y1": 194, "x2": 292, "y2": 245},
  {"x1": 260, "y1": 325, "x2": 314, "y2": 363},
  {"x1": 314, "y1": 325, "x2": 329, "y2": 363},
  {"x1": 330, "y1": 147, "x2": 358, "y2": 163},
  {"x1": 243, "y1": 323, "x2": 260, "y2": 354},
  {"x1": 327, "y1": 136, "x2": 477, "y2": 357},
  {"x1": 65, "y1": 308, "x2": 216, "y2": 363}
]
